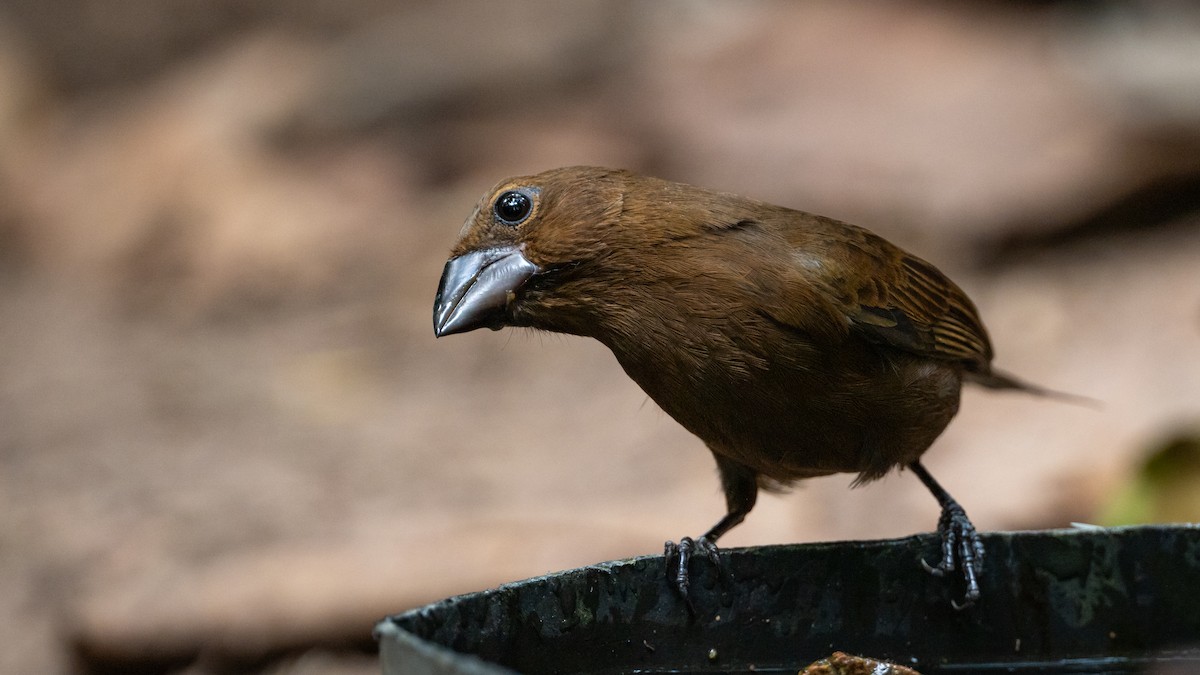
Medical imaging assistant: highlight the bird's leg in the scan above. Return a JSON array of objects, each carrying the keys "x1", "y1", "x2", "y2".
[
  {"x1": 665, "y1": 457, "x2": 757, "y2": 605},
  {"x1": 908, "y1": 460, "x2": 984, "y2": 609}
]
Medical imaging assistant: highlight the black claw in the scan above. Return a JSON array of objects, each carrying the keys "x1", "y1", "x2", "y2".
[
  {"x1": 909, "y1": 461, "x2": 985, "y2": 609},
  {"x1": 677, "y1": 536, "x2": 696, "y2": 597},
  {"x1": 919, "y1": 557, "x2": 945, "y2": 577},
  {"x1": 663, "y1": 541, "x2": 678, "y2": 580},
  {"x1": 664, "y1": 535, "x2": 721, "y2": 611},
  {"x1": 701, "y1": 539, "x2": 721, "y2": 568},
  {"x1": 921, "y1": 500, "x2": 984, "y2": 609}
]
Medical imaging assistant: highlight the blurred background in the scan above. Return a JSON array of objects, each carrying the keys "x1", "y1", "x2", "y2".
[{"x1": 1, "y1": 1, "x2": 1198, "y2": 673}]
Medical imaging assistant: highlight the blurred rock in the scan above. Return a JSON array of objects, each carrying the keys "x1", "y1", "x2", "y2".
[
  {"x1": 5, "y1": 32, "x2": 425, "y2": 319},
  {"x1": 69, "y1": 516, "x2": 655, "y2": 673},
  {"x1": 0, "y1": 11, "x2": 46, "y2": 274},
  {"x1": 0, "y1": 2, "x2": 1198, "y2": 674},
  {"x1": 289, "y1": 0, "x2": 635, "y2": 136},
  {"x1": 0, "y1": 0, "x2": 399, "y2": 92},
  {"x1": 1055, "y1": 2, "x2": 1200, "y2": 138},
  {"x1": 635, "y1": 1, "x2": 1200, "y2": 260}
]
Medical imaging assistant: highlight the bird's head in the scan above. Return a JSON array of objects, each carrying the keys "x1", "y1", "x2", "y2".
[{"x1": 433, "y1": 166, "x2": 632, "y2": 338}]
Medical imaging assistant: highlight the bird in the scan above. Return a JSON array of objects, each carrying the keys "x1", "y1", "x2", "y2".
[{"x1": 433, "y1": 165, "x2": 1056, "y2": 609}]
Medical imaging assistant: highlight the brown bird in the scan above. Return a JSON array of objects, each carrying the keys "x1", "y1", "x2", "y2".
[{"x1": 434, "y1": 166, "x2": 1050, "y2": 608}]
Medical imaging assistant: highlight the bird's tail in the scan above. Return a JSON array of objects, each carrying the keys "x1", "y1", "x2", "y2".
[{"x1": 966, "y1": 368, "x2": 1099, "y2": 408}]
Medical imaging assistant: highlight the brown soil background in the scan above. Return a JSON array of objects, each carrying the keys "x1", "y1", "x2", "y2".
[{"x1": 1, "y1": 2, "x2": 1198, "y2": 673}]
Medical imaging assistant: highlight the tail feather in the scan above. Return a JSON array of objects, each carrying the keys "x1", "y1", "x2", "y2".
[{"x1": 966, "y1": 368, "x2": 1100, "y2": 408}]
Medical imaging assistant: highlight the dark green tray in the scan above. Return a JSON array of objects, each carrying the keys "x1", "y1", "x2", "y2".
[{"x1": 376, "y1": 525, "x2": 1200, "y2": 674}]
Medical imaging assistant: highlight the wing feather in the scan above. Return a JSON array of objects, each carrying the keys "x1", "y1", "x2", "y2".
[
  {"x1": 850, "y1": 251, "x2": 992, "y2": 369},
  {"x1": 767, "y1": 213, "x2": 994, "y2": 371}
]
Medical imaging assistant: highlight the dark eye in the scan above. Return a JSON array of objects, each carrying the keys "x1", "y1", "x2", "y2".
[{"x1": 494, "y1": 190, "x2": 532, "y2": 225}]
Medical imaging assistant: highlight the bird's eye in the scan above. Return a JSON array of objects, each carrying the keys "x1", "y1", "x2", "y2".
[{"x1": 494, "y1": 190, "x2": 533, "y2": 225}]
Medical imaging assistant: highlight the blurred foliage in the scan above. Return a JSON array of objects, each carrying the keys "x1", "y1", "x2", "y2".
[{"x1": 1099, "y1": 430, "x2": 1200, "y2": 526}]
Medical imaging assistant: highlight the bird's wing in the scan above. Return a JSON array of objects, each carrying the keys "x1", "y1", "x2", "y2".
[
  {"x1": 840, "y1": 231, "x2": 993, "y2": 369},
  {"x1": 751, "y1": 213, "x2": 993, "y2": 370}
]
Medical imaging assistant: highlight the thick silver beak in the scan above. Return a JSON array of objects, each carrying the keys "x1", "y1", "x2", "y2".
[{"x1": 433, "y1": 247, "x2": 539, "y2": 337}]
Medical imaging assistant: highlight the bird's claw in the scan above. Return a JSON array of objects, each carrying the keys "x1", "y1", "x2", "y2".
[
  {"x1": 919, "y1": 556, "x2": 944, "y2": 576},
  {"x1": 921, "y1": 500, "x2": 985, "y2": 609},
  {"x1": 664, "y1": 535, "x2": 720, "y2": 609}
]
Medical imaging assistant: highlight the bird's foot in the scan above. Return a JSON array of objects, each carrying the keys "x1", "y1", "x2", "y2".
[
  {"x1": 664, "y1": 535, "x2": 721, "y2": 610},
  {"x1": 920, "y1": 499, "x2": 985, "y2": 610}
]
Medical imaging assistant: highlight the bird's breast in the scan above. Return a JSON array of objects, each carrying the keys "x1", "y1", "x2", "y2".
[{"x1": 602, "y1": 311, "x2": 960, "y2": 482}]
